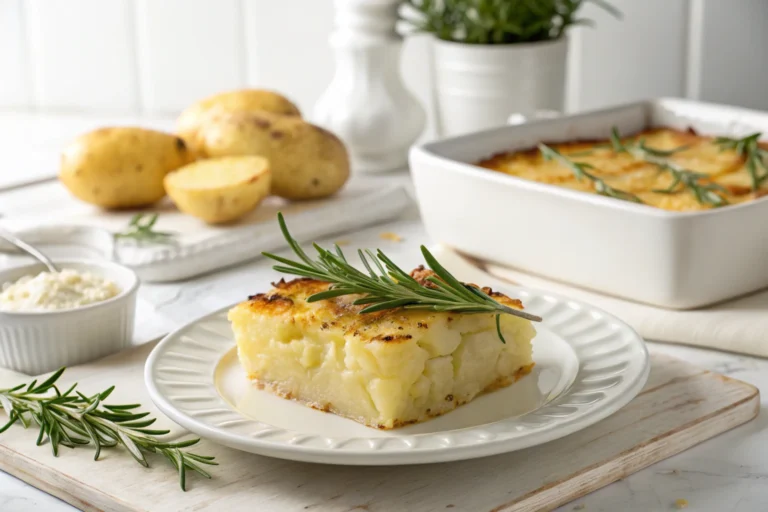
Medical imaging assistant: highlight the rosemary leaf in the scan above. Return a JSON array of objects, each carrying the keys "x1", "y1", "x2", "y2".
[
  {"x1": 611, "y1": 127, "x2": 728, "y2": 207},
  {"x1": 538, "y1": 143, "x2": 643, "y2": 203},
  {"x1": 262, "y1": 213, "x2": 542, "y2": 344},
  {"x1": 0, "y1": 369, "x2": 217, "y2": 491},
  {"x1": 714, "y1": 133, "x2": 768, "y2": 191},
  {"x1": 114, "y1": 213, "x2": 177, "y2": 245}
]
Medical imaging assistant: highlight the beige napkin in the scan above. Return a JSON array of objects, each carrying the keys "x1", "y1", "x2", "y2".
[
  {"x1": 433, "y1": 246, "x2": 768, "y2": 358},
  {"x1": 0, "y1": 367, "x2": 29, "y2": 388}
]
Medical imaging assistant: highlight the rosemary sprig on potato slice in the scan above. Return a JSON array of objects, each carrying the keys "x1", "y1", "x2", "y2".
[
  {"x1": 609, "y1": 128, "x2": 728, "y2": 207},
  {"x1": 714, "y1": 133, "x2": 768, "y2": 191},
  {"x1": 263, "y1": 213, "x2": 542, "y2": 344},
  {"x1": 538, "y1": 143, "x2": 643, "y2": 203}
]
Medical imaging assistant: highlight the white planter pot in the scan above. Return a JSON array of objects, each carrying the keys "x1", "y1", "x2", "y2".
[{"x1": 433, "y1": 37, "x2": 569, "y2": 137}]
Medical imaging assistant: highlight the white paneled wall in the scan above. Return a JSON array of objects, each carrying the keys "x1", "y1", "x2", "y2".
[
  {"x1": 0, "y1": 0, "x2": 30, "y2": 106},
  {"x1": 135, "y1": 0, "x2": 246, "y2": 113},
  {"x1": 695, "y1": 0, "x2": 768, "y2": 111},
  {"x1": 25, "y1": 0, "x2": 139, "y2": 111},
  {"x1": 243, "y1": 0, "x2": 336, "y2": 115},
  {"x1": 1, "y1": 0, "x2": 767, "y2": 118},
  {"x1": 571, "y1": 0, "x2": 689, "y2": 111}
]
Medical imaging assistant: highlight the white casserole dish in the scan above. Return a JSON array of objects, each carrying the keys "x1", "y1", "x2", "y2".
[
  {"x1": 409, "y1": 98, "x2": 768, "y2": 309},
  {"x1": 0, "y1": 260, "x2": 138, "y2": 375}
]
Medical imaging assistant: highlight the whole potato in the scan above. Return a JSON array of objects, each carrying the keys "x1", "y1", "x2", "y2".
[
  {"x1": 198, "y1": 111, "x2": 350, "y2": 200},
  {"x1": 177, "y1": 89, "x2": 301, "y2": 153},
  {"x1": 60, "y1": 127, "x2": 193, "y2": 208}
]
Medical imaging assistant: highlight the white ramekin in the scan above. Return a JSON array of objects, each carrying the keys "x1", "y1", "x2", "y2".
[{"x1": 0, "y1": 260, "x2": 138, "y2": 375}]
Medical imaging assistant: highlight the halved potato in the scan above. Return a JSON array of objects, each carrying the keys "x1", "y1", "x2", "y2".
[{"x1": 164, "y1": 156, "x2": 271, "y2": 224}]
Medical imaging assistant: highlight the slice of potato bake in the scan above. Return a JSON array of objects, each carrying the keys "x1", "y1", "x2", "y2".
[{"x1": 228, "y1": 267, "x2": 536, "y2": 429}]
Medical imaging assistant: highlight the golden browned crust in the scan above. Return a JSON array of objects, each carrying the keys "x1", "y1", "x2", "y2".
[
  {"x1": 242, "y1": 268, "x2": 526, "y2": 343},
  {"x1": 476, "y1": 126, "x2": 768, "y2": 211},
  {"x1": 247, "y1": 362, "x2": 535, "y2": 429},
  {"x1": 409, "y1": 265, "x2": 523, "y2": 309}
]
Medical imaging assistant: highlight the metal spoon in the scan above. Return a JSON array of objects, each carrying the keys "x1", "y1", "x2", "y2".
[{"x1": 0, "y1": 228, "x2": 60, "y2": 273}]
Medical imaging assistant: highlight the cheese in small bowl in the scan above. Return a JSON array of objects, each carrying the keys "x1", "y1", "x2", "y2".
[
  {"x1": 0, "y1": 268, "x2": 120, "y2": 312},
  {"x1": 0, "y1": 260, "x2": 139, "y2": 375}
]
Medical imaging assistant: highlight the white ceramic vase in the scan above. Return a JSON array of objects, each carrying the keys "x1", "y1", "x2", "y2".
[
  {"x1": 313, "y1": 0, "x2": 426, "y2": 173},
  {"x1": 433, "y1": 37, "x2": 569, "y2": 137}
]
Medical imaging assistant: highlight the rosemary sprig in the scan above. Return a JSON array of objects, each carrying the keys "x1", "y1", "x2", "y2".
[
  {"x1": 114, "y1": 213, "x2": 176, "y2": 244},
  {"x1": 262, "y1": 213, "x2": 542, "y2": 344},
  {"x1": 0, "y1": 368, "x2": 217, "y2": 491},
  {"x1": 610, "y1": 128, "x2": 728, "y2": 207},
  {"x1": 538, "y1": 143, "x2": 643, "y2": 203},
  {"x1": 714, "y1": 133, "x2": 768, "y2": 191}
]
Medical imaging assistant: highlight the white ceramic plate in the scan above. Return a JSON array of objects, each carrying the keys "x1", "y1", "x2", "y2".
[{"x1": 145, "y1": 285, "x2": 649, "y2": 466}]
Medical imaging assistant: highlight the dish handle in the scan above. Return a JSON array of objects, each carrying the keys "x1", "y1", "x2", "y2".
[{"x1": 507, "y1": 110, "x2": 562, "y2": 125}]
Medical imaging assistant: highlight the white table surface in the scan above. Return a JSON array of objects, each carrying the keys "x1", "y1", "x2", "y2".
[{"x1": 1, "y1": 113, "x2": 767, "y2": 512}]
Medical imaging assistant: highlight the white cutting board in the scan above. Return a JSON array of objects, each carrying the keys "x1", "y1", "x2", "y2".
[
  {"x1": 0, "y1": 179, "x2": 412, "y2": 282},
  {"x1": 0, "y1": 345, "x2": 758, "y2": 512}
]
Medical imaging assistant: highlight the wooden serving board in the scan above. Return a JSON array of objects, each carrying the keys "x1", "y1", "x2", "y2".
[{"x1": 0, "y1": 344, "x2": 759, "y2": 512}]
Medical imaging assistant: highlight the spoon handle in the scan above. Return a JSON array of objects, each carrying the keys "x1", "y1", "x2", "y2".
[{"x1": 0, "y1": 227, "x2": 59, "y2": 273}]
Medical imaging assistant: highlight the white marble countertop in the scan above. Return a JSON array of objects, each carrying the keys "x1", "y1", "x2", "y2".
[{"x1": 1, "y1": 113, "x2": 767, "y2": 511}]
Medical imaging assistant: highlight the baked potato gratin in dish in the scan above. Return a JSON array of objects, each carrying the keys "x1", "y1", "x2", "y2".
[
  {"x1": 477, "y1": 127, "x2": 768, "y2": 212},
  {"x1": 228, "y1": 269, "x2": 536, "y2": 430}
]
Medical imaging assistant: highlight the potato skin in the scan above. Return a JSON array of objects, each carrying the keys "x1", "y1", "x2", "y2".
[
  {"x1": 177, "y1": 89, "x2": 301, "y2": 153},
  {"x1": 198, "y1": 112, "x2": 350, "y2": 200},
  {"x1": 164, "y1": 156, "x2": 271, "y2": 224},
  {"x1": 59, "y1": 127, "x2": 193, "y2": 208}
]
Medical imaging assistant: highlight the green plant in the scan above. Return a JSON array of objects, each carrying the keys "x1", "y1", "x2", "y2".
[{"x1": 402, "y1": 0, "x2": 621, "y2": 44}]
